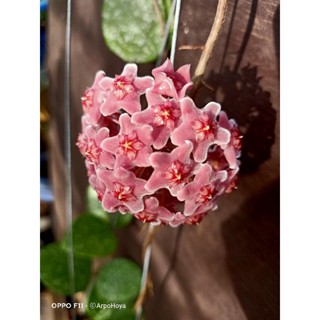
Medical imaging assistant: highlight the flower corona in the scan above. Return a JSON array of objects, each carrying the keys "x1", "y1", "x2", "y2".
[{"x1": 77, "y1": 59, "x2": 242, "y2": 227}]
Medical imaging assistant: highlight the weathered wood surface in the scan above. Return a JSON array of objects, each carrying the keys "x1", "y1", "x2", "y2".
[{"x1": 46, "y1": 0, "x2": 279, "y2": 319}]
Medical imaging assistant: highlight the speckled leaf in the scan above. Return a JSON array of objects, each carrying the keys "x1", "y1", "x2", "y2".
[
  {"x1": 40, "y1": 242, "x2": 91, "y2": 295},
  {"x1": 162, "y1": 0, "x2": 172, "y2": 18},
  {"x1": 102, "y1": 0, "x2": 167, "y2": 63}
]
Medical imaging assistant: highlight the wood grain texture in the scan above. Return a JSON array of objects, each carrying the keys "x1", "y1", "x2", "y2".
[{"x1": 46, "y1": 0, "x2": 280, "y2": 318}]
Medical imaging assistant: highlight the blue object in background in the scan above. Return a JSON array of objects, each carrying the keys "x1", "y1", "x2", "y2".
[
  {"x1": 40, "y1": 0, "x2": 48, "y2": 13},
  {"x1": 40, "y1": 0, "x2": 48, "y2": 67},
  {"x1": 40, "y1": 0, "x2": 52, "y2": 204},
  {"x1": 40, "y1": 28, "x2": 46, "y2": 67}
]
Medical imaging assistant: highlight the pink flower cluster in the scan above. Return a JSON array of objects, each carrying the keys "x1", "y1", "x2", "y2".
[{"x1": 77, "y1": 59, "x2": 242, "y2": 227}]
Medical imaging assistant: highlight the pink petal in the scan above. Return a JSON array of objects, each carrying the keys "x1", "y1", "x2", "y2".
[
  {"x1": 101, "y1": 193, "x2": 121, "y2": 213},
  {"x1": 100, "y1": 151, "x2": 115, "y2": 169},
  {"x1": 101, "y1": 136, "x2": 119, "y2": 154},
  {"x1": 218, "y1": 111, "x2": 230, "y2": 129},
  {"x1": 125, "y1": 199, "x2": 145, "y2": 213},
  {"x1": 193, "y1": 141, "x2": 211, "y2": 162},
  {"x1": 119, "y1": 94, "x2": 141, "y2": 115},
  {"x1": 154, "y1": 76, "x2": 178, "y2": 99},
  {"x1": 145, "y1": 170, "x2": 169, "y2": 193},
  {"x1": 205, "y1": 101, "x2": 221, "y2": 117},
  {"x1": 132, "y1": 108, "x2": 155, "y2": 125},
  {"x1": 176, "y1": 64, "x2": 191, "y2": 83},
  {"x1": 223, "y1": 145, "x2": 238, "y2": 169},
  {"x1": 134, "y1": 147, "x2": 152, "y2": 167},
  {"x1": 215, "y1": 127, "x2": 231, "y2": 145},
  {"x1": 122, "y1": 63, "x2": 138, "y2": 79},
  {"x1": 99, "y1": 76, "x2": 115, "y2": 91},
  {"x1": 169, "y1": 212, "x2": 186, "y2": 227},
  {"x1": 152, "y1": 58, "x2": 173, "y2": 76},
  {"x1": 152, "y1": 126, "x2": 170, "y2": 149},
  {"x1": 100, "y1": 95, "x2": 121, "y2": 116},
  {"x1": 134, "y1": 76, "x2": 154, "y2": 92}
]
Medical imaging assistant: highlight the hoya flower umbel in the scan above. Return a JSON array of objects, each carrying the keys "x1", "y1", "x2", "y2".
[{"x1": 77, "y1": 59, "x2": 242, "y2": 227}]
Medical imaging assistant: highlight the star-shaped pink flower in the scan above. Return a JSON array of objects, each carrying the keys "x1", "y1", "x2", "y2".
[
  {"x1": 81, "y1": 71, "x2": 107, "y2": 125},
  {"x1": 76, "y1": 125, "x2": 115, "y2": 170},
  {"x1": 151, "y1": 58, "x2": 193, "y2": 99},
  {"x1": 99, "y1": 64, "x2": 154, "y2": 116},
  {"x1": 134, "y1": 197, "x2": 174, "y2": 225},
  {"x1": 145, "y1": 141, "x2": 196, "y2": 196},
  {"x1": 131, "y1": 89, "x2": 181, "y2": 149},
  {"x1": 177, "y1": 163, "x2": 228, "y2": 216},
  {"x1": 218, "y1": 111, "x2": 243, "y2": 169},
  {"x1": 101, "y1": 113, "x2": 153, "y2": 168},
  {"x1": 171, "y1": 97, "x2": 231, "y2": 162},
  {"x1": 97, "y1": 167, "x2": 150, "y2": 213}
]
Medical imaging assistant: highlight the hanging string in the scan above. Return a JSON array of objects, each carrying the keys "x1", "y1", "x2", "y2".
[
  {"x1": 156, "y1": 0, "x2": 177, "y2": 66},
  {"x1": 170, "y1": 0, "x2": 182, "y2": 64},
  {"x1": 135, "y1": 2, "x2": 182, "y2": 319},
  {"x1": 64, "y1": 0, "x2": 76, "y2": 318}
]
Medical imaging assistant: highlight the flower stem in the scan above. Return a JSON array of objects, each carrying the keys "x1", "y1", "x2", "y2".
[
  {"x1": 192, "y1": 0, "x2": 228, "y2": 94},
  {"x1": 134, "y1": 224, "x2": 156, "y2": 320}
]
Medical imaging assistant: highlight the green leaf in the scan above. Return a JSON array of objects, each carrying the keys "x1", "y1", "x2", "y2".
[
  {"x1": 162, "y1": 0, "x2": 172, "y2": 18},
  {"x1": 107, "y1": 306, "x2": 135, "y2": 320},
  {"x1": 101, "y1": 0, "x2": 167, "y2": 63},
  {"x1": 86, "y1": 287, "x2": 135, "y2": 320},
  {"x1": 40, "y1": 242, "x2": 91, "y2": 295},
  {"x1": 94, "y1": 259, "x2": 141, "y2": 303},
  {"x1": 63, "y1": 214, "x2": 117, "y2": 258}
]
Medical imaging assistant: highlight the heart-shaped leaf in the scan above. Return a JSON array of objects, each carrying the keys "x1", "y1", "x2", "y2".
[{"x1": 101, "y1": 0, "x2": 169, "y2": 63}]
